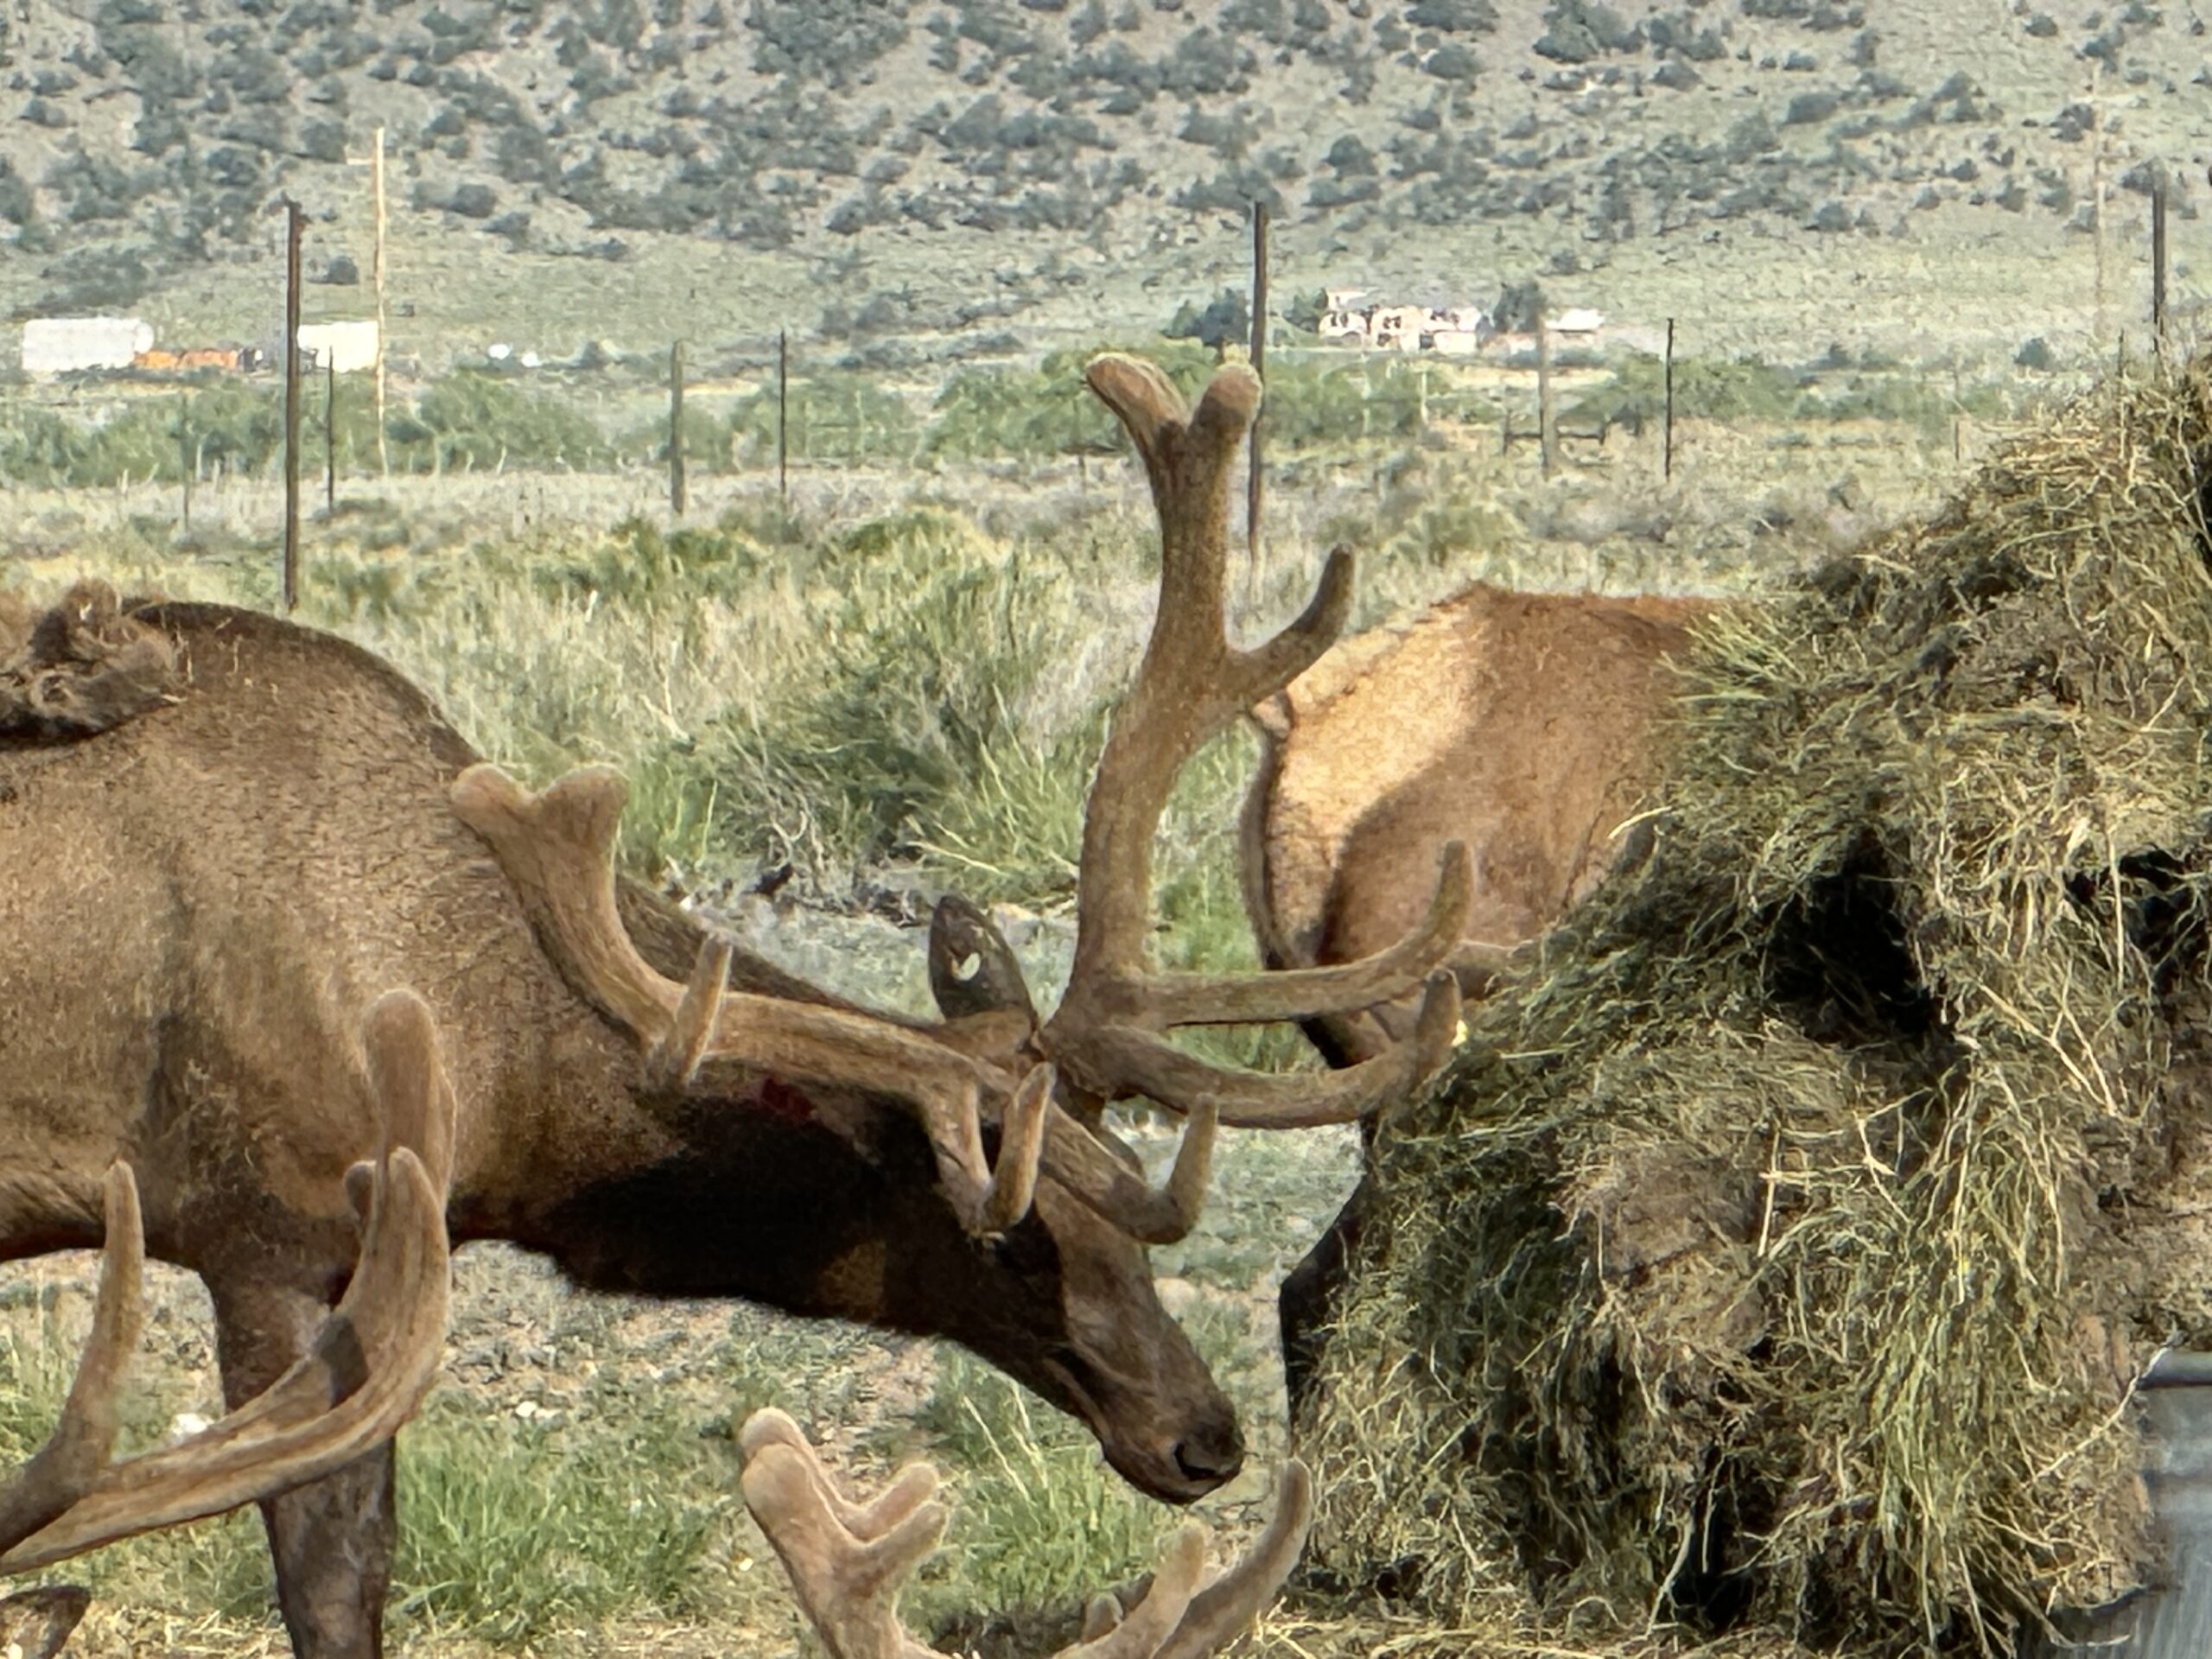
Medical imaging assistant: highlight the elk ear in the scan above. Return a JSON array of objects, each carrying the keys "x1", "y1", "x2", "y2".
[{"x1": 927, "y1": 894, "x2": 1038, "y2": 1027}]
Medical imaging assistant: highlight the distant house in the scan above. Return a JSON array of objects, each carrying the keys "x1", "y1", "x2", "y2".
[
  {"x1": 1370, "y1": 304, "x2": 1433, "y2": 352},
  {"x1": 1550, "y1": 308, "x2": 1606, "y2": 340},
  {"x1": 1321, "y1": 287, "x2": 1373, "y2": 344},
  {"x1": 296, "y1": 320, "x2": 379, "y2": 373},
  {"x1": 22, "y1": 317, "x2": 155, "y2": 375},
  {"x1": 1315, "y1": 294, "x2": 1494, "y2": 353}
]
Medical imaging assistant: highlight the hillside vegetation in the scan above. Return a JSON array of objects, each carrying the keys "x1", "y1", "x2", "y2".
[{"x1": 1, "y1": 0, "x2": 2205, "y2": 365}]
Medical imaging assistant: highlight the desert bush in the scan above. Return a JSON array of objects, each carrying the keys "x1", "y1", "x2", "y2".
[
  {"x1": 392, "y1": 373, "x2": 610, "y2": 473},
  {"x1": 729, "y1": 372, "x2": 918, "y2": 464},
  {"x1": 1572, "y1": 351, "x2": 1806, "y2": 427}
]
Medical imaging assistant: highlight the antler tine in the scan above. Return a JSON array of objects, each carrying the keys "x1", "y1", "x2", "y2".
[
  {"x1": 1070, "y1": 358, "x2": 1348, "y2": 983},
  {"x1": 0, "y1": 1163, "x2": 144, "y2": 1554},
  {"x1": 739, "y1": 1409, "x2": 949, "y2": 1659},
  {"x1": 1041, "y1": 356, "x2": 1462, "y2": 1137},
  {"x1": 1148, "y1": 1461, "x2": 1313, "y2": 1659},
  {"x1": 1064, "y1": 1529, "x2": 1209, "y2": 1659},
  {"x1": 1138, "y1": 842, "x2": 1471, "y2": 1028},
  {"x1": 739, "y1": 1409, "x2": 1314, "y2": 1659},
  {"x1": 741, "y1": 1408, "x2": 944, "y2": 1543},
  {"x1": 1066, "y1": 1463, "x2": 1313, "y2": 1659},
  {"x1": 1038, "y1": 1098, "x2": 1217, "y2": 1245},
  {"x1": 1071, "y1": 971, "x2": 1462, "y2": 1133},
  {"x1": 0, "y1": 992, "x2": 455, "y2": 1575},
  {"x1": 921, "y1": 899, "x2": 1215, "y2": 1244},
  {"x1": 453, "y1": 764, "x2": 1046, "y2": 1237}
]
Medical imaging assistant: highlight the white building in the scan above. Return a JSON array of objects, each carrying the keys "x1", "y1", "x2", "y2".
[
  {"x1": 22, "y1": 317, "x2": 155, "y2": 375},
  {"x1": 296, "y1": 320, "x2": 380, "y2": 373},
  {"x1": 1316, "y1": 296, "x2": 1494, "y2": 353}
]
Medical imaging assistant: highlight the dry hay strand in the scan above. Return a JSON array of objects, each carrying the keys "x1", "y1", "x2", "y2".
[
  {"x1": 0, "y1": 579, "x2": 179, "y2": 741},
  {"x1": 1294, "y1": 358, "x2": 2212, "y2": 1657}
]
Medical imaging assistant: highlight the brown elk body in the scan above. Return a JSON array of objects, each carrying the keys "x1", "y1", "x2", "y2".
[
  {"x1": 0, "y1": 359, "x2": 1466, "y2": 1659},
  {"x1": 1243, "y1": 582, "x2": 1725, "y2": 1405}
]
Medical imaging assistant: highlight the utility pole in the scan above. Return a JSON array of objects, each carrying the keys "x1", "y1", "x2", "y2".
[
  {"x1": 2152, "y1": 172, "x2": 2168, "y2": 359},
  {"x1": 372, "y1": 125, "x2": 387, "y2": 478},
  {"x1": 2089, "y1": 64, "x2": 2108, "y2": 346},
  {"x1": 1246, "y1": 199, "x2": 1268, "y2": 579},
  {"x1": 346, "y1": 126, "x2": 391, "y2": 476},
  {"x1": 282, "y1": 196, "x2": 303, "y2": 613}
]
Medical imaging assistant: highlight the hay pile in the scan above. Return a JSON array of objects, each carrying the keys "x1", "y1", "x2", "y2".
[{"x1": 1296, "y1": 359, "x2": 2212, "y2": 1657}]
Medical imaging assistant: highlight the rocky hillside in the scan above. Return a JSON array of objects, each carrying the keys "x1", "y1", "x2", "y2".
[{"x1": 2, "y1": 0, "x2": 2207, "y2": 365}]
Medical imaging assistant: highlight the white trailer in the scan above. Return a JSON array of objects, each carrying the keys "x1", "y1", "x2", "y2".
[{"x1": 21, "y1": 317, "x2": 155, "y2": 375}]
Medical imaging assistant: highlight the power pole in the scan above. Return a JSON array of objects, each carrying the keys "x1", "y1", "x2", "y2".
[
  {"x1": 2152, "y1": 171, "x2": 2168, "y2": 359},
  {"x1": 2089, "y1": 64, "x2": 2108, "y2": 346},
  {"x1": 372, "y1": 126, "x2": 387, "y2": 477},
  {"x1": 282, "y1": 196, "x2": 303, "y2": 613},
  {"x1": 347, "y1": 126, "x2": 391, "y2": 476}
]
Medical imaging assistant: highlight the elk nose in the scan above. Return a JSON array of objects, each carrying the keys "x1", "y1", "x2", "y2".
[{"x1": 1172, "y1": 1418, "x2": 1245, "y2": 1486}]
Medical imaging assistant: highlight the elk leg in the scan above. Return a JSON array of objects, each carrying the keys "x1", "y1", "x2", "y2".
[
  {"x1": 207, "y1": 1278, "x2": 397, "y2": 1659},
  {"x1": 1280, "y1": 1129, "x2": 1379, "y2": 1426}
]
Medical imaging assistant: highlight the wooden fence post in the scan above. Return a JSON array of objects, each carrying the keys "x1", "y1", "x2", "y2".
[
  {"x1": 1663, "y1": 317, "x2": 1675, "y2": 481},
  {"x1": 178, "y1": 392, "x2": 192, "y2": 533},
  {"x1": 1535, "y1": 299, "x2": 1555, "y2": 480},
  {"x1": 778, "y1": 329, "x2": 790, "y2": 504},
  {"x1": 326, "y1": 359, "x2": 337, "y2": 512}
]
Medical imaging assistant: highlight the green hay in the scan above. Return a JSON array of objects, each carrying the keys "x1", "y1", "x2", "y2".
[{"x1": 1295, "y1": 358, "x2": 2212, "y2": 1657}]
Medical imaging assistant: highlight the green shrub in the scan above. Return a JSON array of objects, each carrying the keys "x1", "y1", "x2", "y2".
[
  {"x1": 729, "y1": 371, "x2": 918, "y2": 464},
  {"x1": 690, "y1": 514, "x2": 1105, "y2": 898},
  {"x1": 1570, "y1": 350, "x2": 1806, "y2": 427},
  {"x1": 393, "y1": 372, "x2": 610, "y2": 473}
]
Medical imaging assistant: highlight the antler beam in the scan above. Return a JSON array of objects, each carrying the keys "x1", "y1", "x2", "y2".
[
  {"x1": 0, "y1": 988, "x2": 454, "y2": 1575},
  {"x1": 738, "y1": 1407, "x2": 1313, "y2": 1659},
  {"x1": 452, "y1": 763, "x2": 1047, "y2": 1236},
  {"x1": 1037, "y1": 354, "x2": 1469, "y2": 1129}
]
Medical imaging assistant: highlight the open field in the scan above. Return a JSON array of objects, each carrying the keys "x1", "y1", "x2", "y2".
[{"x1": 0, "y1": 346, "x2": 2075, "y2": 1654}]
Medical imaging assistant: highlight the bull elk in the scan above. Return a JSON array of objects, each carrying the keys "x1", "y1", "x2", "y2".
[
  {"x1": 0, "y1": 354, "x2": 1466, "y2": 1658},
  {"x1": 738, "y1": 1406, "x2": 1313, "y2": 1659},
  {"x1": 1240, "y1": 582, "x2": 1726, "y2": 1408}
]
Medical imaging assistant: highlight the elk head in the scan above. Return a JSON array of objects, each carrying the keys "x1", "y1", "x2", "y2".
[{"x1": 451, "y1": 353, "x2": 1471, "y2": 1503}]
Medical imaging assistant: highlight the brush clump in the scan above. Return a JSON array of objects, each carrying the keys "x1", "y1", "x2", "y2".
[{"x1": 1295, "y1": 358, "x2": 2212, "y2": 1657}]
